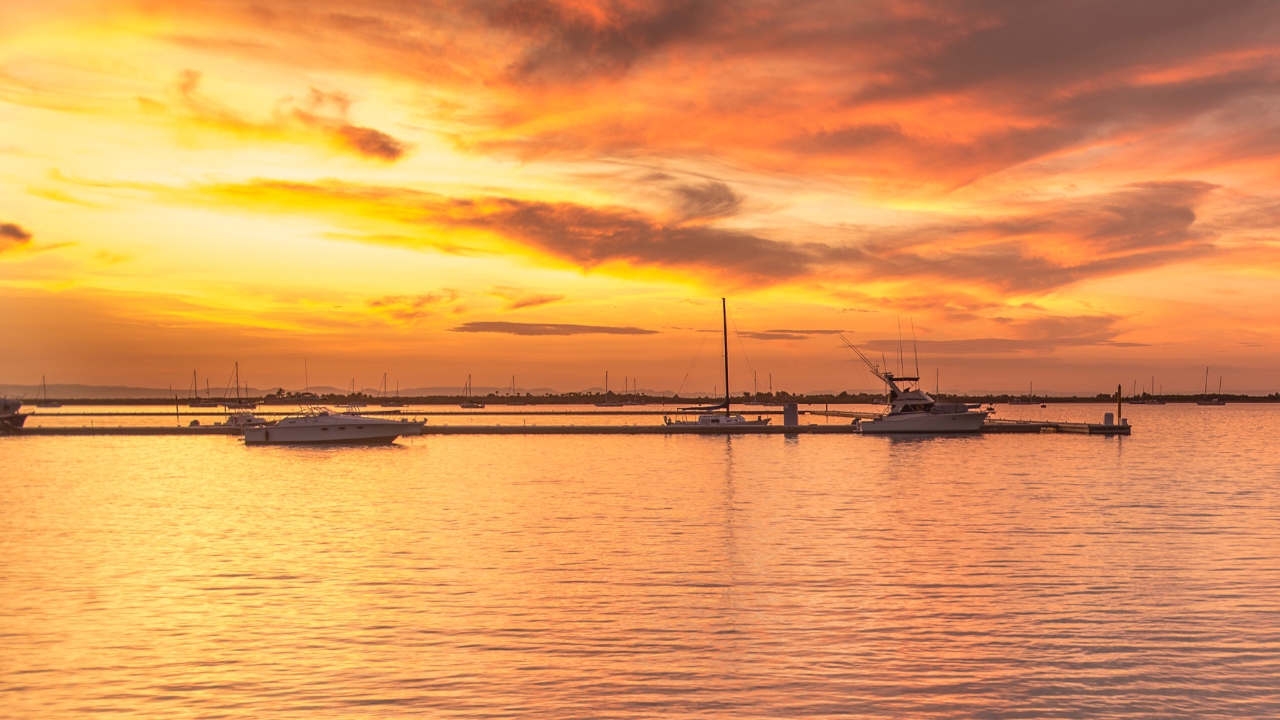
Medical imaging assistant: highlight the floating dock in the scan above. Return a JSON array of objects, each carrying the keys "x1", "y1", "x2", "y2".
[{"x1": 8, "y1": 419, "x2": 1129, "y2": 437}]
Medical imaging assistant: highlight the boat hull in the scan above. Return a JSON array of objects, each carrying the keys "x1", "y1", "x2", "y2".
[{"x1": 859, "y1": 411, "x2": 987, "y2": 434}]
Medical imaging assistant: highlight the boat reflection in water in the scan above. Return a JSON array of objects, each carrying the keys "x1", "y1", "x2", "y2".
[
  {"x1": 840, "y1": 335, "x2": 988, "y2": 434},
  {"x1": 244, "y1": 406, "x2": 424, "y2": 445}
]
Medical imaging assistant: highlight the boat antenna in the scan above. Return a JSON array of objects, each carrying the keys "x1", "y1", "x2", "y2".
[
  {"x1": 722, "y1": 298, "x2": 730, "y2": 417},
  {"x1": 910, "y1": 317, "x2": 920, "y2": 379},
  {"x1": 897, "y1": 316, "x2": 904, "y2": 375},
  {"x1": 304, "y1": 358, "x2": 309, "y2": 394}
]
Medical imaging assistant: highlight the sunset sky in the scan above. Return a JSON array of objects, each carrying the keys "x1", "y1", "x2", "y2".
[{"x1": 3, "y1": 0, "x2": 1279, "y2": 395}]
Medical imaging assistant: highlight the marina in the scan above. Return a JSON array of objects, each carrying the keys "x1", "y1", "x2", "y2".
[{"x1": 8, "y1": 412, "x2": 1131, "y2": 436}]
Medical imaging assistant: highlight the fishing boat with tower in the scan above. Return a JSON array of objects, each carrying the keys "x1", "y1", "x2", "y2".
[{"x1": 840, "y1": 335, "x2": 988, "y2": 433}]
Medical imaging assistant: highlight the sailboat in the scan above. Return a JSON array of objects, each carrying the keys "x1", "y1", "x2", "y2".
[
  {"x1": 460, "y1": 375, "x2": 485, "y2": 409},
  {"x1": 1009, "y1": 381, "x2": 1036, "y2": 405},
  {"x1": 377, "y1": 373, "x2": 406, "y2": 407},
  {"x1": 664, "y1": 299, "x2": 771, "y2": 426},
  {"x1": 596, "y1": 371, "x2": 624, "y2": 407},
  {"x1": 222, "y1": 363, "x2": 257, "y2": 410},
  {"x1": 343, "y1": 378, "x2": 367, "y2": 408},
  {"x1": 507, "y1": 376, "x2": 527, "y2": 406},
  {"x1": 1146, "y1": 376, "x2": 1166, "y2": 405},
  {"x1": 625, "y1": 377, "x2": 647, "y2": 406},
  {"x1": 744, "y1": 371, "x2": 768, "y2": 406},
  {"x1": 1197, "y1": 367, "x2": 1226, "y2": 405},
  {"x1": 35, "y1": 376, "x2": 61, "y2": 408},
  {"x1": 188, "y1": 370, "x2": 219, "y2": 407}
]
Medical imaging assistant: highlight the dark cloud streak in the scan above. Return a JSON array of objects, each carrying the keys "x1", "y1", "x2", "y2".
[
  {"x1": 0, "y1": 222, "x2": 33, "y2": 253},
  {"x1": 452, "y1": 321, "x2": 658, "y2": 335}
]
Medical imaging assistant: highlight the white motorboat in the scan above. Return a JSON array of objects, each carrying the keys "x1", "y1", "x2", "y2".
[
  {"x1": 221, "y1": 411, "x2": 269, "y2": 428},
  {"x1": 840, "y1": 336, "x2": 988, "y2": 434},
  {"x1": 243, "y1": 407, "x2": 424, "y2": 445},
  {"x1": 1, "y1": 397, "x2": 29, "y2": 430},
  {"x1": 664, "y1": 299, "x2": 771, "y2": 427}
]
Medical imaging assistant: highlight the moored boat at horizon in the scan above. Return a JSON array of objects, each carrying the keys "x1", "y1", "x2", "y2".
[
  {"x1": 35, "y1": 376, "x2": 61, "y2": 408},
  {"x1": 1197, "y1": 367, "x2": 1227, "y2": 405},
  {"x1": 664, "y1": 299, "x2": 771, "y2": 427},
  {"x1": 243, "y1": 407, "x2": 424, "y2": 445}
]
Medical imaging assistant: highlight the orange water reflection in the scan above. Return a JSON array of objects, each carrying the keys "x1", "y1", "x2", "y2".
[{"x1": 2, "y1": 405, "x2": 1279, "y2": 716}]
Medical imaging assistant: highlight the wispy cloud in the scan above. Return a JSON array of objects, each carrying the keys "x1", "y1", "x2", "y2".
[
  {"x1": 367, "y1": 291, "x2": 459, "y2": 322},
  {"x1": 739, "y1": 328, "x2": 844, "y2": 341},
  {"x1": 858, "y1": 315, "x2": 1148, "y2": 354},
  {"x1": 451, "y1": 321, "x2": 658, "y2": 335},
  {"x1": 488, "y1": 286, "x2": 565, "y2": 310},
  {"x1": 171, "y1": 178, "x2": 1223, "y2": 293},
  {"x1": 139, "y1": 70, "x2": 407, "y2": 161}
]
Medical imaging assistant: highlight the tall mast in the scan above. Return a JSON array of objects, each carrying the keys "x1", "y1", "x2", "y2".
[{"x1": 722, "y1": 297, "x2": 730, "y2": 417}]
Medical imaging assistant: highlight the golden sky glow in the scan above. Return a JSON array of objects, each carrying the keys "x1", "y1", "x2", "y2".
[{"x1": 3, "y1": 0, "x2": 1279, "y2": 394}]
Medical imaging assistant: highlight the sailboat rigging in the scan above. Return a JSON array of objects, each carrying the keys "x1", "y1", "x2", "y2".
[
  {"x1": 34, "y1": 375, "x2": 61, "y2": 408},
  {"x1": 378, "y1": 373, "x2": 406, "y2": 407},
  {"x1": 222, "y1": 363, "x2": 257, "y2": 410},
  {"x1": 664, "y1": 299, "x2": 770, "y2": 426},
  {"x1": 1198, "y1": 366, "x2": 1226, "y2": 405},
  {"x1": 461, "y1": 375, "x2": 485, "y2": 409},
  {"x1": 596, "y1": 371, "x2": 624, "y2": 407}
]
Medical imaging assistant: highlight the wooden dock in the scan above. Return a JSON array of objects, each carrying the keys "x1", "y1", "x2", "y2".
[{"x1": 8, "y1": 419, "x2": 1129, "y2": 437}]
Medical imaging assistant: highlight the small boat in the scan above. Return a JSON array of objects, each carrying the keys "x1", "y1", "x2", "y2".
[
  {"x1": 35, "y1": 376, "x2": 61, "y2": 408},
  {"x1": 1197, "y1": 368, "x2": 1227, "y2": 405},
  {"x1": 664, "y1": 299, "x2": 771, "y2": 427},
  {"x1": 506, "y1": 376, "x2": 527, "y2": 406},
  {"x1": 377, "y1": 374, "x2": 406, "y2": 407},
  {"x1": 595, "y1": 371, "x2": 624, "y2": 407},
  {"x1": 840, "y1": 336, "x2": 988, "y2": 434},
  {"x1": 1, "y1": 397, "x2": 30, "y2": 430},
  {"x1": 460, "y1": 375, "x2": 485, "y2": 409},
  {"x1": 220, "y1": 411, "x2": 270, "y2": 428},
  {"x1": 220, "y1": 362, "x2": 258, "y2": 409},
  {"x1": 187, "y1": 371, "x2": 219, "y2": 407},
  {"x1": 1008, "y1": 381, "x2": 1037, "y2": 405},
  {"x1": 1145, "y1": 377, "x2": 1166, "y2": 405},
  {"x1": 243, "y1": 407, "x2": 424, "y2": 445}
]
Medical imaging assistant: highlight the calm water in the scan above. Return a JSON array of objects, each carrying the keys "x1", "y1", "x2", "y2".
[{"x1": 3, "y1": 404, "x2": 1279, "y2": 717}]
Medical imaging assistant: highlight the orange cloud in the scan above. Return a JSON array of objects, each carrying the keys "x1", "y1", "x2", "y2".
[
  {"x1": 139, "y1": 70, "x2": 407, "y2": 160},
  {"x1": 168, "y1": 178, "x2": 1222, "y2": 297}
]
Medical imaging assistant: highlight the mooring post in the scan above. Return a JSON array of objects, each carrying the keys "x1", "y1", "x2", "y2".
[{"x1": 1117, "y1": 384, "x2": 1122, "y2": 424}]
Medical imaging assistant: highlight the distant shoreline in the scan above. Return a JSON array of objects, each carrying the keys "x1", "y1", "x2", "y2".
[{"x1": 13, "y1": 393, "x2": 1280, "y2": 406}]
